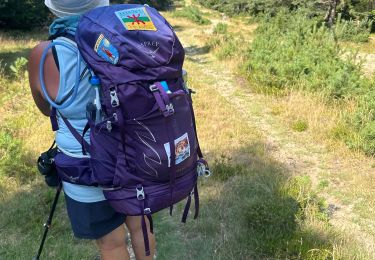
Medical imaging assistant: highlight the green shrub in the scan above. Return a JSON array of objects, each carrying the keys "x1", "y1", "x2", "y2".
[
  {"x1": 173, "y1": 6, "x2": 211, "y2": 25},
  {"x1": 245, "y1": 194, "x2": 299, "y2": 254},
  {"x1": 242, "y1": 10, "x2": 375, "y2": 155},
  {"x1": 335, "y1": 16, "x2": 372, "y2": 42},
  {"x1": 206, "y1": 31, "x2": 243, "y2": 60},
  {"x1": 243, "y1": 11, "x2": 361, "y2": 97},
  {"x1": 124, "y1": 0, "x2": 173, "y2": 10},
  {"x1": 10, "y1": 57, "x2": 28, "y2": 79},
  {"x1": 213, "y1": 22, "x2": 228, "y2": 34},
  {"x1": 349, "y1": 89, "x2": 375, "y2": 155},
  {"x1": 197, "y1": 0, "x2": 324, "y2": 17}
]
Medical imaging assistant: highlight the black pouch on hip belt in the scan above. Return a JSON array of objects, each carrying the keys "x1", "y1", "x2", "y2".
[{"x1": 37, "y1": 141, "x2": 60, "y2": 187}]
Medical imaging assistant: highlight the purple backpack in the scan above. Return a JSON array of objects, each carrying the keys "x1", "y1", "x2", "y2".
[{"x1": 55, "y1": 4, "x2": 210, "y2": 255}]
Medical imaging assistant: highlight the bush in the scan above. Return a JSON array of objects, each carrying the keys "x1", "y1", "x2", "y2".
[
  {"x1": 197, "y1": 0, "x2": 324, "y2": 17},
  {"x1": 173, "y1": 6, "x2": 211, "y2": 25},
  {"x1": 243, "y1": 11, "x2": 369, "y2": 98},
  {"x1": 242, "y1": 10, "x2": 375, "y2": 155},
  {"x1": 0, "y1": 0, "x2": 51, "y2": 30},
  {"x1": 10, "y1": 57, "x2": 28, "y2": 79},
  {"x1": 335, "y1": 16, "x2": 372, "y2": 42},
  {"x1": 117, "y1": 0, "x2": 173, "y2": 10}
]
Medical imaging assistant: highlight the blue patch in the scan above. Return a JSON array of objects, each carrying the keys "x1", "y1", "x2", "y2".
[{"x1": 94, "y1": 34, "x2": 119, "y2": 65}]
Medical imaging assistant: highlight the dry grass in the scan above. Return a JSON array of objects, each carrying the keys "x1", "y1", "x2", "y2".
[{"x1": 0, "y1": 4, "x2": 375, "y2": 259}]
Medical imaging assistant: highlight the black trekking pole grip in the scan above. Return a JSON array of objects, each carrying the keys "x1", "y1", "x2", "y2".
[{"x1": 33, "y1": 182, "x2": 62, "y2": 260}]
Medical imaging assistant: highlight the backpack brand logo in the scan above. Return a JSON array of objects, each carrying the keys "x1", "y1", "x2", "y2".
[
  {"x1": 115, "y1": 7, "x2": 157, "y2": 31},
  {"x1": 140, "y1": 40, "x2": 160, "y2": 58},
  {"x1": 94, "y1": 34, "x2": 119, "y2": 65}
]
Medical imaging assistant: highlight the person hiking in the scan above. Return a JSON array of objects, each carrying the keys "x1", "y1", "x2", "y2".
[{"x1": 28, "y1": 0, "x2": 155, "y2": 259}]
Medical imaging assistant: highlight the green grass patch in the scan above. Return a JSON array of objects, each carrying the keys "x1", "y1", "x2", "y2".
[
  {"x1": 213, "y1": 22, "x2": 228, "y2": 34},
  {"x1": 292, "y1": 120, "x2": 309, "y2": 132},
  {"x1": 206, "y1": 31, "x2": 244, "y2": 60},
  {"x1": 173, "y1": 6, "x2": 211, "y2": 25}
]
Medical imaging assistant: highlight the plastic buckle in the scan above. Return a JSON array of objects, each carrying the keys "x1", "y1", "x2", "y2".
[
  {"x1": 106, "y1": 121, "x2": 112, "y2": 132},
  {"x1": 113, "y1": 113, "x2": 118, "y2": 122},
  {"x1": 110, "y1": 89, "x2": 119, "y2": 107},
  {"x1": 149, "y1": 84, "x2": 158, "y2": 92},
  {"x1": 166, "y1": 104, "x2": 174, "y2": 115},
  {"x1": 144, "y1": 208, "x2": 151, "y2": 214},
  {"x1": 136, "y1": 187, "x2": 145, "y2": 200}
]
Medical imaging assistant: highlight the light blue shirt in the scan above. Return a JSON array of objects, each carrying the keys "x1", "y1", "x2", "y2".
[{"x1": 54, "y1": 36, "x2": 105, "y2": 202}]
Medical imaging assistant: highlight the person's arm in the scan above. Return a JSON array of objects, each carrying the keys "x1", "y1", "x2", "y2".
[{"x1": 28, "y1": 41, "x2": 60, "y2": 116}]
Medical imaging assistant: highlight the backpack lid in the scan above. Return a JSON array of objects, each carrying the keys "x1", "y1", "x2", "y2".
[{"x1": 76, "y1": 4, "x2": 185, "y2": 84}]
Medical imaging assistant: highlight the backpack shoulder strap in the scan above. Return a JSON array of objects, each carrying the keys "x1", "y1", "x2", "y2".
[{"x1": 52, "y1": 108, "x2": 91, "y2": 153}]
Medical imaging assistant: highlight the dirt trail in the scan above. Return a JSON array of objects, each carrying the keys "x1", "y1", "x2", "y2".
[{"x1": 167, "y1": 14, "x2": 375, "y2": 257}]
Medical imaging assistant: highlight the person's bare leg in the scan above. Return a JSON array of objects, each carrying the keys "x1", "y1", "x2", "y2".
[
  {"x1": 96, "y1": 223, "x2": 130, "y2": 260},
  {"x1": 126, "y1": 216, "x2": 156, "y2": 260}
]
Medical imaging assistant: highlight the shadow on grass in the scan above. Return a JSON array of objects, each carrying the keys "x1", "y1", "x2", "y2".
[
  {"x1": 0, "y1": 140, "x2": 335, "y2": 259},
  {"x1": 0, "y1": 125, "x2": 97, "y2": 257},
  {"x1": 171, "y1": 25, "x2": 185, "y2": 32},
  {"x1": 184, "y1": 45, "x2": 210, "y2": 56},
  {"x1": 184, "y1": 45, "x2": 210, "y2": 64},
  {"x1": 0, "y1": 48, "x2": 31, "y2": 75},
  {"x1": 155, "y1": 143, "x2": 336, "y2": 259},
  {"x1": 0, "y1": 181, "x2": 97, "y2": 259},
  {"x1": 0, "y1": 49, "x2": 31, "y2": 73}
]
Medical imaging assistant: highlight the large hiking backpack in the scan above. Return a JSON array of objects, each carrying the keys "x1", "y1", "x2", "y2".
[{"x1": 47, "y1": 4, "x2": 210, "y2": 254}]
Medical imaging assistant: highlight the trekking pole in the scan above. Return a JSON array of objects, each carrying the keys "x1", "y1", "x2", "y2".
[{"x1": 33, "y1": 182, "x2": 62, "y2": 260}]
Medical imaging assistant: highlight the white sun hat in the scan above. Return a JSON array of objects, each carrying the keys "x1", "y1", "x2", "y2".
[{"x1": 44, "y1": 0, "x2": 109, "y2": 17}]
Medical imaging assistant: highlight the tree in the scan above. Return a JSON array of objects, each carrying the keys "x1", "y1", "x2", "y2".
[
  {"x1": 0, "y1": 0, "x2": 51, "y2": 30},
  {"x1": 325, "y1": 0, "x2": 341, "y2": 27}
]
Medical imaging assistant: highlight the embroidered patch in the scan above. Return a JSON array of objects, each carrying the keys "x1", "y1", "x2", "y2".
[
  {"x1": 94, "y1": 34, "x2": 119, "y2": 65},
  {"x1": 115, "y1": 7, "x2": 157, "y2": 31},
  {"x1": 174, "y1": 133, "x2": 190, "y2": 165}
]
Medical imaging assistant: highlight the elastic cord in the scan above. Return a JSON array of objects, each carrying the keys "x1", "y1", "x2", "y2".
[{"x1": 39, "y1": 41, "x2": 81, "y2": 109}]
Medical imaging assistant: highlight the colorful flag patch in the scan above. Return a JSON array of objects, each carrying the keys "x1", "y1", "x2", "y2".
[
  {"x1": 94, "y1": 34, "x2": 119, "y2": 65},
  {"x1": 115, "y1": 7, "x2": 157, "y2": 31}
]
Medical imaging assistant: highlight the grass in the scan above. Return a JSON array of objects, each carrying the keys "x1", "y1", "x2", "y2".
[
  {"x1": 1, "y1": 5, "x2": 375, "y2": 260},
  {"x1": 341, "y1": 34, "x2": 375, "y2": 54},
  {"x1": 172, "y1": 5, "x2": 211, "y2": 25}
]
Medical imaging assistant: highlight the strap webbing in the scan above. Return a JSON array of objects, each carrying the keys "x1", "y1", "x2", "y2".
[
  {"x1": 193, "y1": 183, "x2": 200, "y2": 219},
  {"x1": 187, "y1": 96, "x2": 204, "y2": 158},
  {"x1": 50, "y1": 108, "x2": 59, "y2": 131},
  {"x1": 181, "y1": 193, "x2": 192, "y2": 223},
  {"x1": 58, "y1": 111, "x2": 91, "y2": 152},
  {"x1": 141, "y1": 216, "x2": 150, "y2": 256},
  {"x1": 140, "y1": 199, "x2": 151, "y2": 256},
  {"x1": 81, "y1": 122, "x2": 90, "y2": 155}
]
